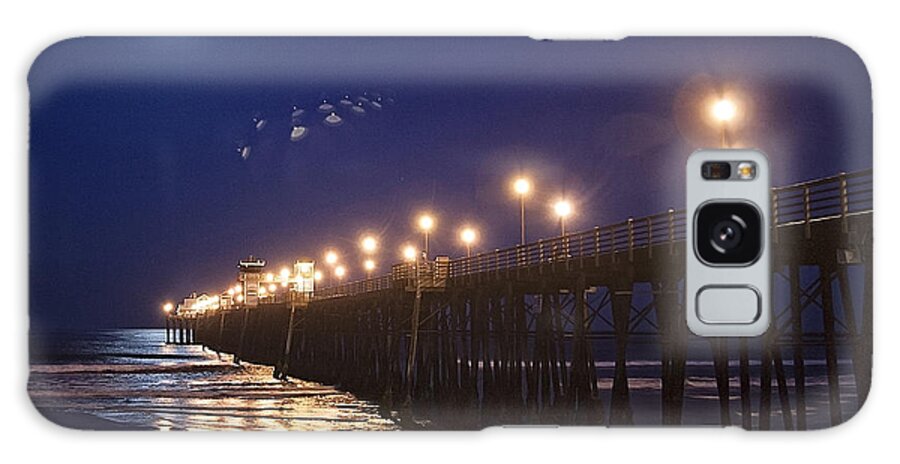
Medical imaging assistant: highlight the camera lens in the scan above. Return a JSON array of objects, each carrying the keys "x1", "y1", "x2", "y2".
[
  {"x1": 695, "y1": 202, "x2": 761, "y2": 265},
  {"x1": 710, "y1": 217, "x2": 744, "y2": 252}
]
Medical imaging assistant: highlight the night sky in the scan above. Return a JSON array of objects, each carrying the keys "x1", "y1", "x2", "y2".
[{"x1": 28, "y1": 37, "x2": 871, "y2": 330}]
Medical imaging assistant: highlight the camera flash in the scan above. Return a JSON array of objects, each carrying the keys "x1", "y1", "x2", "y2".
[{"x1": 737, "y1": 162, "x2": 756, "y2": 180}]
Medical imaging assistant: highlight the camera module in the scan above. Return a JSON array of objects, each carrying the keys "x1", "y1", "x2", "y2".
[{"x1": 695, "y1": 202, "x2": 762, "y2": 265}]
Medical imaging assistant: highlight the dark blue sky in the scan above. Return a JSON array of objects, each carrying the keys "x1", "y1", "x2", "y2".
[{"x1": 28, "y1": 37, "x2": 871, "y2": 330}]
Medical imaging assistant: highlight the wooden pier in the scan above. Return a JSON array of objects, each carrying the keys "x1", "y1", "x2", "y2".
[{"x1": 186, "y1": 169, "x2": 872, "y2": 429}]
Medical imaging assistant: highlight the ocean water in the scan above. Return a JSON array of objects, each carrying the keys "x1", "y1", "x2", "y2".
[
  {"x1": 28, "y1": 329, "x2": 860, "y2": 430},
  {"x1": 28, "y1": 329, "x2": 398, "y2": 431}
]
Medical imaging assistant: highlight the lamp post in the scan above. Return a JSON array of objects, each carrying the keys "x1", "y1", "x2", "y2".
[
  {"x1": 460, "y1": 227, "x2": 477, "y2": 258},
  {"x1": 360, "y1": 236, "x2": 378, "y2": 255},
  {"x1": 364, "y1": 259, "x2": 376, "y2": 278},
  {"x1": 554, "y1": 199, "x2": 573, "y2": 236},
  {"x1": 513, "y1": 178, "x2": 530, "y2": 245},
  {"x1": 258, "y1": 285, "x2": 268, "y2": 302},
  {"x1": 280, "y1": 267, "x2": 290, "y2": 288},
  {"x1": 323, "y1": 250, "x2": 338, "y2": 286},
  {"x1": 712, "y1": 98, "x2": 736, "y2": 148},
  {"x1": 162, "y1": 302, "x2": 174, "y2": 344},
  {"x1": 418, "y1": 214, "x2": 435, "y2": 258},
  {"x1": 402, "y1": 244, "x2": 418, "y2": 263}
]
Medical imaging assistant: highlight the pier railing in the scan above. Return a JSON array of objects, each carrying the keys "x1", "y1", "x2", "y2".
[
  {"x1": 312, "y1": 273, "x2": 394, "y2": 299},
  {"x1": 312, "y1": 169, "x2": 872, "y2": 299}
]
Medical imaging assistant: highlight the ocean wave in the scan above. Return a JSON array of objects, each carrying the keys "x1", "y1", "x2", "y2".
[{"x1": 29, "y1": 362, "x2": 237, "y2": 376}]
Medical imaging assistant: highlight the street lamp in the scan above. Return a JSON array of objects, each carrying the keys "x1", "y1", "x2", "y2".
[
  {"x1": 162, "y1": 302, "x2": 173, "y2": 314},
  {"x1": 280, "y1": 267, "x2": 290, "y2": 287},
  {"x1": 554, "y1": 199, "x2": 573, "y2": 236},
  {"x1": 460, "y1": 227, "x2": 477, "y2": 258},
  {"x1": 324, "y1": 250, "x2": 338, "y2": 266},
  {"x1": 513, "y1": 177, "x2": 531, "y2": 245},
  {"x1": 364, "y1": 259, "x2": 376, "y2": 277},
  {"x1": 360, "y1": 235, "x2": 378, "y2": 254},
  {"x1": 314, "y1": 270, "x2": 323, "y2": 282},
  {"x1": 418, "y1": 214, "x2": 435, "y2": 257},
  {"x1": 335, "y1": 265, "x2": 347, "y2": 280},
  {"x1": 712, "y1": 98, "x2": 736, "y2": 148},
  {"x1": 402, "y1": 244, "x2": 418, "y2": 263}
]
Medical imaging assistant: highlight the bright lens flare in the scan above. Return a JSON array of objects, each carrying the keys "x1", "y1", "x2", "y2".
[
  {"x1": 554, "y1": 200, "x2": 573, "y2": 218},
  {"x1": 361, "y1": 236, "x2": 378, "y2": 253},
  {"x1": 712, "y1": 99, "x2": 737, "y2": 122},
  {"x1": 418, "y1": 214, "x2": 434, "y2": 232},
  {"x1": 513, "y1": 178, "x2": 531, "y2": 195},
  {"x1": 162, "y1": 302, "x2": 173, "y2": 313},
  {"x1": 364, "y1": 259, "x2": 376, "y2": 272},
  {"x1": 402, "y1": 245, "x2": 417, "y2": 262},
  {"x1": 280, "y1": 267, "x2": 290, "y2": 280},
  {"x1": 314, "y1": 270, "x2": 323, "y2": 281},
  {"x1": 268, "y1": 283, "x2": 277, "y2": 293},
  {"x1": 324, "y1": 250, "x2": 338, "y2": 265},
  {"x1": 460, "y1": 227, "x2": 477, "y2": 244},
  {"x1": 335, "y1": 266, "x2": 347, "y2": 278}
]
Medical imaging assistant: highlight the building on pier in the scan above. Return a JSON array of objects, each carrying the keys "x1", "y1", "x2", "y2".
[{"x1": 238, "y1": 256, "x2": 266, "y2": 306}]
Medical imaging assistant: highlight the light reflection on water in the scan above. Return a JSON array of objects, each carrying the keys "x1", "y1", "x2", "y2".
[{"x1": 28, "y1": 329, "x2": 398, "y2": 431}]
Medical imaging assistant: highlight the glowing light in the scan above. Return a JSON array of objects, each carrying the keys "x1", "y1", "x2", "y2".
[
  {"x1": 554, "y1": 200, "x2": 573, "y2": 218},
  {"x1": 280, "y1": 267, "x2": 290, "y2": 280},
  {"x1": 402, "y1": 245, "x2": 418, "y2": 262},
  {"x1": 712, "y1": 99, "x2": 737, "y2": 122},
  {"x1": 324, "y1": 250, "x2": 338, "y2": 265},
  {"x1": 335, "y1": 266, "x2": 347, "y2": 278},
  {"x1": 418, "y1": 214, "x2": 435, "y2": 232},
  {"x1": 227, "y1": 288, "x2": 235, "y2": 296},
  {"x1": 291, "y1": 107, "x2": 305, "y2": 124},
  {"x1": 460, "y1": 227, "x2": 477, "y2": 245},
  {"x1": 360, "y1": 236, "x2": 378, "y2": 254},
  {"x1": 235, "y1": 294, "x2": 245, "y2": 303},
  {"x1": 290, "y1": 125, "x2": 308, "y2": 142},
  {"x1": 266, "y1": 273, "x2": 274, "y2": 282},
  {"x1": 258, "y1": 286, "x2": 267, "y2": 295},
  {"x1": 364, "y1": 259, "x2": 376, "y2": 272},
  {"x1": 268, "y1": 283, "x2": 277, "y2": 293},
  {"x1": 254, "y1": 117, "x2": 267, "y2": 131},
  {"x1": 318, "y1": 101, "x2": 335, "y2": 113},
  {"x1": 314, "y1": 270, "x2": 323, "y2": 281},
  {"x1": 324, "y1": 112, "x2": 343, "y2": 127},
  {"x1": 234, "y1": 284, "x2": 242, "y2": 293},
  {"x1": 513, "y1": 178, "x2": 531, "y2": 196},
  {"x1": 162, "y1": 302, "x2": 173, "y2": 313}
]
